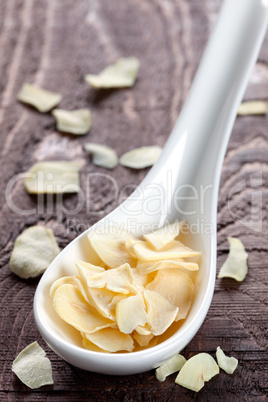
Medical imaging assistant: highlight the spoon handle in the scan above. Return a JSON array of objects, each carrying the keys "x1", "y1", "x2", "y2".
[
  {"x1": 154, "y1": 0, "x2": 267, "y2": 182},
  {"x1": 111, "y1": 0, "x2": 268, "y2": 232}
]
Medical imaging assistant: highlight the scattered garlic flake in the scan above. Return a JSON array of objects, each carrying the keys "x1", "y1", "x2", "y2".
[
  {"x1": 218, "y1": 237, "x2": 248, "y2": 281},
  {"x1": 52, "y1": 108, "x2": 91, "y2": 135},
  {"x1": 17, "y1": 83, "x2": 61, "y2": 112},
  {"x1": 216, "y1": 346, "x2": 238, "y2": 374},
  {"x1": 84, "y1": 143, "x2": 118, "y2": 169},
  {"x1": 175, "y1": 353, "x2": 219, "y2": 392},
  {"x1": 119, "y1": 146, "x2": 162, "y2": 169},
  {"x1": 156, "y1": 354, "x2": 186, "y2": 382},
  {"x1": 24, "y1": 161, "x2": 80, "y2": 194},
  {"x1": 9, "y1": 226, "x2": 60, "y2": 279},
  {"x1": 12, "y1": 342, "x2": 53, "y2": 389},
  {"x1": 85, "y1": 57, "x2": 139, "y2": 89},
  {"x1": 237, "y1": 101, "x2": 267, "y2": 116}
]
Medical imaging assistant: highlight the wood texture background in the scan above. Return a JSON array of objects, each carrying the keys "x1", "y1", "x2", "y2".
[{"x1": 0, "y1": 0, "x2": 268, "y2": 400}]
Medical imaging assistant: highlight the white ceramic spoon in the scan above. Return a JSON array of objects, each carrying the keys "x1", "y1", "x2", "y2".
[{"x1": 34, "y1": 0, "x2": 268, "y2": 375}]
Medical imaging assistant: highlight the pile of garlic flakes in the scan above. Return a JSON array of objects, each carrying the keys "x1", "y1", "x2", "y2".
[{"x1": 50, "y1": 222, "x2": 201, "y2": 353}]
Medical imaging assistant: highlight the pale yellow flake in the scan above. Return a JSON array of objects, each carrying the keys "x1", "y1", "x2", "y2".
[
  {"x1": 131, "y1": 267, "x2": 150, "y2": 288},
  {"x1": 143, "y1": 221, "x2": 184, "y2": 250},
  {"x1": 10, "y1": 226, "x2": 60, "y2": 279},
  {"x1": 17, "y1": 83, "x2": 61, "y2": 112},
  {"x1": 175, "y1": 353, "x2": 219, "y2": 392},
  {"x1": 129, "y1": 240, "x2": 201, "y2": 261},
  {"x1": 74, "y1": 277, "x2": 116, "y2": 321},
  {"x1": 53, "y1": 284, "x2": 113, "y2": 333},
  {"x1": 218, "y1": 237, "x2": 248, "y2": 281},
  {"x1": 81, "y1": 333, "x2": 108, "y2": 352},
  {"x1": 52, "y1": 108, "x2": 91, "y2": 135},
  {"x1": 84, "y1": 328, "x2": 134, "y2": 352},
  {"x1": 84, "y1": 143, "x2": 118, "y2": 169},
  {"x1": 143, "y1": 290, "x2": 178, "y2": 336},
  {"x1": 50, "y1": 275, "x2": 77, "y2": 298},
  {"x1": 116, "y1": 293, "x2": 148, "y2": 334},
  {"x1": 137, "y1": 259, "x2": 199, "y2": 274},
  {"x1": 238, "y1": 100, "x2": 267, "y2": 116},
  {"x1": 12, "y1": 342, "x2": 53, "y2": 389},
  {"x1": 89, "y1": 235, "x2": 136, "y2": 268},
  {"x1": 133, "y1": 331, "x2": 154, "y2": 347},
  {"x1": 119, "y1": 146, "x2": 162, "y2": 169},
  {"x1": 85, "y1": 57, "x2": 139, "y2": 89},
  {"x1": 85, "y1": 263, "x2": 136, "y2": 294},
  {"x1": 156, "y1": 354, "x2": 186, "y2": 382},
  {"x1": 216, "y1": 346, "x2": 238, "y2": 374},
  {"x1": 146, "y1": 268, "x2": 194, "y2": 321},
  {"x1": 24, "y1": 161, "x2": 80, "y2": 194},
  {"x1": 135, "y1": 324, "x2": 151, "y2": 336},
  {"x1": 75, "y1": 260, "x2": 105, "y2": 277}
]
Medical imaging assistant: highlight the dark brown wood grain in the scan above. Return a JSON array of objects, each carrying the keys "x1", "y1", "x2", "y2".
[{"x1": 0, "y1": 0, "x2": 268, "y2": 400}]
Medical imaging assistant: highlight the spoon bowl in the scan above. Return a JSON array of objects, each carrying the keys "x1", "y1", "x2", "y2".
[{"x1": 34, "y1": 0, "x2": 268, "y2": 375}]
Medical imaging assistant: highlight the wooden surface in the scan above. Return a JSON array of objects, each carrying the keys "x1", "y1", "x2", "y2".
[{"x1": 1, "y1": 0, "x2": 268, "y2": 400}]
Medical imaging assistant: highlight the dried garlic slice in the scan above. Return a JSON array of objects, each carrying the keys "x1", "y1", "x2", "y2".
[
  {"x1": 125, "y1": 239, "x2": 143, "y2": 258},
  {"x1": 107, "y1": 294, "x2": 127, "y2": 317},
  {"x1": 175, "y1": 353, "x2": 219, "y2": 392},
  {"x1": 52, "y1": 108, "x2": 91, "y2": 135},
  {"x1": 82, "y1": 334, "x2": 108, "y2": 352},
  {"x1": 89, "y1": 236, "x2": 136, "y2": 268},
  {"x1": 10, "y1": 226, "x2": 60, "y2": 279},
  {"x1": 17, "y1": 83, "x2": 61, "y2": 112},
  {"x1": 216, "y1": 346, "x2": 238, "y2": 374},
  {"x1": 24, "y1": 161, "x2": 80, "y2": 194},
  {"x1": 129, "y1": 240, "x2": 200, "y2": 261},
  {"x1": 156, "y1": 354, "x2": 186, "y2": 382},
  {"x1": 85, "y1": 57, "x2": 139, "y2": 89},
  {"x1": 137, "y1": 259, "x2": 199, "y2": 274},
  {"x1": 237, "y1": 101, "x2": 267, "y2": 116},
  {"x1": 50, "y1": 276, "x2": 77, "y2": 298},
  {"x1": 116, "y1": 293, "x2": 148, "y2": 333},
  {"x1": 84, "y1": 143, "x2": 118, "y2": 169},
  {"x1": 53, "y1": 284, "x2": 113, "y2": 333},
  {"x1": 12, "y1": 342, "x2": 53, "y2": 389},
  {"x1": 143, "y1": 221, "x2": 184, "y2": 250},
  {"x1": 75, "y1": 262, "x2": 115, "y2": 319},
  {"x1": 84, "y1": 263, "x2": 136, "y2": 294},
  {"x1": 135, "y1": 324, "x2": 151, "y2": 335},
  {"x1": 119, "y1": 146, "x2": 162, "y2": 169},
  {"x1": 146, "y1": 269, "x2": 194, "y2": 321},
  {"x1": 131, "y1": 267, "x2": 150, "y2": 287},
  {"x1": 75, "y1": 277, "x2": 116, "y2": 320},
  {"x1": 75, "y1": 260, "x2": 105, "y2": 277},
  {"x1": 81, "y1": 332, "x2": 109, "y2": 353},
  {"x1": 133, "y1": 331, "x2": 154, "y2": 347},
  {"x1": 218, "y1": 237, "x2": 248, "y2": 281},
  {"x1": 144, "y1": 290, "x2": 178, "y2": 336},
  {"x1": 84, "y1": 328, "x2": 134, "y2": 352}
]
